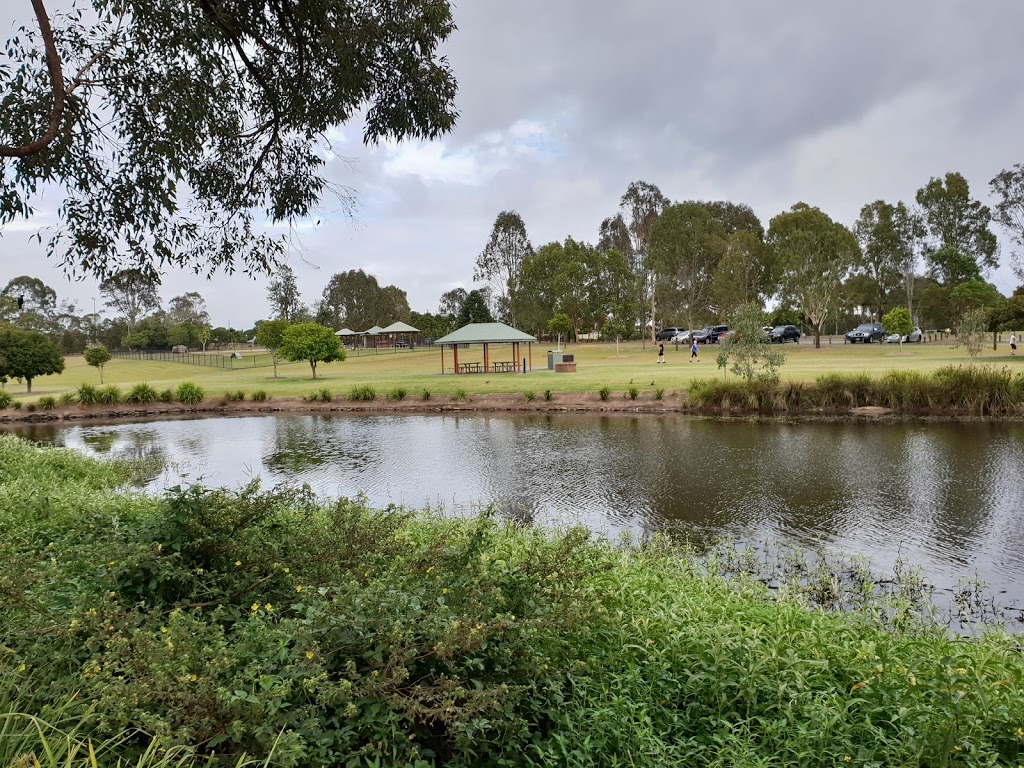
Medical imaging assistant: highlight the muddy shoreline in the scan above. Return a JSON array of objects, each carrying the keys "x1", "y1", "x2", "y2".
[{"x1": 1, "y1": 393, "x2": 1020, "y2": 425}]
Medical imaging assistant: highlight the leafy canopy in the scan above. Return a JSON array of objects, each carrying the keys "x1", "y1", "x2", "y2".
[
  {"x1": 0, "y1": 326, "x2": 65, "y2": 391},
  {"x1": 278, "y1": 322, "x2": 344, "y2": 379},
  {"x1": 1, "y1": 0, "x2": 459, "y2": 280}
]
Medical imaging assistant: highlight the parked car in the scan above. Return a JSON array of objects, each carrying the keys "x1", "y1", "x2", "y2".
[
  {"x1": 656, "y1": 326, "x2": 687, "y2": 341},
  {"x1": 884, "y1": 327, "x2": 923, "y2": 344},
  {"x1": 693, "y1": 325, "x2": 730, "y2": 344},
  {"x1": 670, "y1": 330, "x2": 696, "y2": 343},
  {"x1": 844, "y1": 323, "x2": 885, "y2": 344},
  {"x1": 768, "y1": 325, "x2": 801, "y2": 343}
]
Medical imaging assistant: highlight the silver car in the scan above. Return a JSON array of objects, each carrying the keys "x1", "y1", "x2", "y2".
[{"x1": 884, "y1": 327, "x2": 922, "y2": 343}]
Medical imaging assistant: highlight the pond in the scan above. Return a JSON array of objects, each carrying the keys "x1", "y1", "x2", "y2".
[{"x1": 8, "y1": 413, "x2": 1024, "y2": 608}]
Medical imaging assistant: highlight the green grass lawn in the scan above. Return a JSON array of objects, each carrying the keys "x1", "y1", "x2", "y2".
[{"x1": 6, "y1": 335, "x2": 1022, "y2": 401}]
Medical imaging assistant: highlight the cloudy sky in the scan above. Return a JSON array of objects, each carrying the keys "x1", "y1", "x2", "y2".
[{"x1": 2, "y1": 0, "x2": 1024, "y2": 327}]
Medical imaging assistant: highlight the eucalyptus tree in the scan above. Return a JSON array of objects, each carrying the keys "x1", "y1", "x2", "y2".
[
  {"x1": 266, "y1": 265, "x2": 304, "y2": 322},
  {"x1": 915, "y1": 172, "x2": 998, "y2": 285},
  {"x1": 648, "y1": 202, "x2": 727, "y2": 335},
  {"x1": 990, "y1": 164, "x2": 1024, "y2": 281},
  {"x1": 852, "y1": 201, "x2": 917, "y2": 320},
  {"x1": 712, "y1": 230, "x2": 775, "y2": 318},
  {"x1": 99, "y1": 269, "x2": 160, "y2": 332},
  {"x1": 603, "y1": 181, "x2": 668, "y2": 340},
  {"x1": 319, "y1": 270, "x2": 408, "y2": 330},
  {"x1": 474, "y1": 211, "x2": 533, "y2": 324},
  {"x1": 1, "y1": 0, "x2": 458, "y2": 279},
  {"x1": 768, "y1": 203, "x2": 860, "y2": 348}
]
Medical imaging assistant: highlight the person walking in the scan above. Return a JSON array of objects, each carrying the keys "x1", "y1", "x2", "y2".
[
  {"x1": 1011, "y1": 333, "x2": 1018, "y2": 356},
  {"x1": 656, "y1": 342, "x2": 665, "y2": 364},
  {"x1": 690, "y1": 338, "x2": 699, "y2": 362}
]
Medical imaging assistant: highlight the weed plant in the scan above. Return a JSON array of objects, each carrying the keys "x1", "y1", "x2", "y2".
[
  {"x1": 453, "y1": 388, "x2": 467, "y2": 401},
  {"x1": 223, "y1": 390, "x2": 246, "y2": 402},
  {"x1": 25, "y1": 402, "x2": 37, "y2": 412},
  {"x1": 58, "y1": 391, "x2": 77, "y2": 406},
  {"x1": 175, "y1": 382, "x2": 205, "y2": 405},
  {"x1": 544, "y1": 390, "x2": 553, "y2": 401},
  {"x1": 598, "y1": 386, "x2": 610, "y2": 401},
  {"x1": 0, "y1": 391, "x2": 12, "y2": 408},
  {"x1": 626, "y1": 384, "x2": 639, "y2": 400},
  {"x1": 3, "y1": 439, "x2": 1024, "y2": 768},
  {"x1": 305, "y1": 388, "x2": 333, "y2": 403},
  {"x1": 76, "y1": 383, "x2": 98, "y2": 405},
  {"x1": 421, "y1": 389, "x2": 431, "y2": 401},
  {"x1": 38, "y1": 395, "x2": 57, "y2": 410},
  {"x1": 96, "y1": 385, "x2": 123, "y2": 405},
  {"x1": 158, "y1": 388, "x2": 174, "y2": 403},
  {"x1": 12, "y1": 400, "x2": 21, "y2": 410},
  {"x1": 655, "y1": 387, "x2": 665, "y2": 400},
  {"x1": 251, "y1": 389, "x2": 269, "y2": 402},
  {"x1": 524, "y1": 391, "x2": 536, "y2": 402},
  {"x1": 348, "y1": 385, "x2": 375, "y2": 402},
  {"x1": 387, "y1": 387, "x2": 408, "y2": 401},
  {"x1": 125, "y1": 383, "x2": 159, "y2": 404}
]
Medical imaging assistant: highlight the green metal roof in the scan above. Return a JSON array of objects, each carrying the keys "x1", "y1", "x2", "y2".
[
  {"x1": 364, "y1": 325, "x2": 384, "y2": 335},
  {"x1": 334, "y1": 327, "x2": 360, "y2": 336},
  {"x1": 434, "y1": 322, "x2": 537, "y2": 345},
  {"x1": 380, "y1": 321, "x2": 420, "y2": 333}
]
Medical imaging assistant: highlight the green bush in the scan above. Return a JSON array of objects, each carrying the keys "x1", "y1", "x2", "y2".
[
  {"x1": 223, "y1": 390, "x2": 245, "y2": 402},
  {"x1": 348, "y1": 385, "x2": 376, "y2": 402},
  {"x1": 158, "y1": 388, "x2": 174, "y2": 403},
  {"x1": 524, "y1": 391, "x2": 536, "y2": 402},
  {"x1": 453, "y1": 388, "x2": 468, "y2": 401},
  {"x1": 175, "y1": 382, "x2": 205, "y2": 405},
  {"x1": 2, "y1": 439, "x2": 1024, "y2": 768},
  {"x1": 598, "y1": 386, "x2": 611, "y2": 401},
  {"x1": 0, "y1": 391, "x2": 12, "y2": 409},
  {"x1": 421, "y1": 389, "x2": 431, "y2": 401},
  {"x1": 96, "y1": 385, "x2": 123, "y2": 405},
  {"x1": 12, "y1": 400, "x2": 21, "y2": 410},
  {"x1": 75, "y1": 383, "x2": 99, "y2": 405},
  {"x1": 25, "y1": 402, "x2": 37, "y2": 412},
  {"x1": 544, "y1": 389, "x2": 553, "y2": 401},
  {"x1": 387, "y1": 387, "x2": 408, "y2": 401},
  {"x1": 627, "y1": 385, "x2": 639, "y2": 400},
  {"x1": 125, "y1": 383, "x2": 159, "y2": 404},
  {"x1": 933, "y1": 365, "x2": 1018, "y2": 415},
  {"x1": 655, "y1": 387, "x2": 665, "y2": 401},
  {"x1": 251, "y1": 389, "x2": 269, "y2": 402},
  {"x1": 38, "y1": 395, "x2": 57, "y2": 410},
  {"x1": 58, "y1": 391, "x2": 77, "y2": 406},
  {"x1": 813, "y1": 372, "x2": 874, "y2": 409}
]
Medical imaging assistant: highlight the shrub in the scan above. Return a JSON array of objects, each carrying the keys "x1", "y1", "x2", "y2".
[
  {"x1": 158, "y1": 388, "x2": 174, "y2": 403},
  {"x1": 544, "y1": 389, "x2": 552, "y2": 401},
  {"x1": 421, "y1": 389, "x2": 431, "y2": 401},
  {"x1": 125, "y1": 383, "x2": 159, "y2": 404},
  {"x1": 627, "y1": 385, "x2": 639, "y2": 400},
  {"x1": 0, "y1": 391, "x2": 12, "y2": 409},
  {"x1": 348, "y1": 385, "x2": 376, "y2": 402},
  {"x1": 223, "y1": 390, "x2": 246, "y2": 402},
  {"x1": 933, "y1": 365, "x2": 1017, "y2": 415},
  {"x1": 599, "y1": 386, "x2": 611, "y2": 401},
  {"x1": 38, "y1": 395, "x2": 57, "y2": 410},
  {"x1": 813, "y1": 372, "x2": 875, "y2": 409},
  {"x1": 453, "y1": 388, "x2": 468, "y2": 401},
  {"x1": 58, "y1": 391, "x2": 77, "y2": 406},
  {"x1": 524, "y1": 391, "x2": 536, "y2": 402},
  {"x1": 251, "y1": 389, "x2": 269, "y2": 402},
  {"x1": 76, "y1": 383, "x2": 99, "y2": 405},
  {"x1": 655, "y1": 387, "x2": 665, "y2": 401},
  {"x1": 96, "y1": 385, "x2": 123, "y2": 405},
  {"x1": 176, "y1": 382, "x2": 205, "y2": 405},
  {"x1": 387, "y1": 387, "x2": 408, "y2": 401},
  {"x1": 12, "y1": 400, "x2": 21, "y2": 410},
  {"x1": 25, "y1": 402, "x2": 37, "y2": 412},
  {"x1": 877, "y1": 370, "x2": 933, "y2": 410}
]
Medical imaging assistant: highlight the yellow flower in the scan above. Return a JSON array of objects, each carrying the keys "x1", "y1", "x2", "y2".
[
  {"x1": 235, "y1": 560, "x2": 242, "y2": 567},
  {"x1": 264, "y1": 603, "x2": 273, "y2": 612},
  {"x1": 70, "y1": 619, "x2": 79, "y2": 628},
  {"x1": 189, "y1": 674, "x2": 198, "y2": 682},
  {"x1": 295, "y1": 585, "x2": 303, "y2": 593},
  {"x1": 18, "y1": 664, "x2": 26, "y2": 672},
  {"x1": 1017, "y1": 727, "x2": 1024, "y2": 738},
  {"x1": 442, "y1": 588, "x2": 448, "y2": 594},
  {"x1": 283, "y1": 567, "x2": 290, "y2": 574},
  {"x1": 160, "y1": 626, "x2": 168, "y2": 633},
  {"x1": 251, "y1": 602, "x2": 260, "y2": 612},
  {"x1": 844, "y1": 757, "x2": 852, "y2": 764},
  {"x1": 306, "y1": 652, "x2": 315, "y2": 660}
]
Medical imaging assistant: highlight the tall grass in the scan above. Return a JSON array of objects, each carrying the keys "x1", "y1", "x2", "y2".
[
  {"x1": 3, "y1": 438, "x2": 1024, "y2": 767},
  {"x1": 687, "y1": 366, "x2": 1024, "y2": 415}
]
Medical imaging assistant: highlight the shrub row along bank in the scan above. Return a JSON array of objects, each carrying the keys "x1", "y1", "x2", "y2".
[
  {"x1": 690, "y1": 365, "x2": 1024, "y2": 415},
  {"x1": 2, "y1": 437, "x2": 1023, "y2": 768}
]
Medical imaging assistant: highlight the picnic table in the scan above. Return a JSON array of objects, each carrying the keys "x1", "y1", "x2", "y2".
[
  {"x1": 458, "y1": 362, "x2": 482, "y2": 374},
  {"x1": 491, "y1": 361, "x2": 518, "y2": 373}
]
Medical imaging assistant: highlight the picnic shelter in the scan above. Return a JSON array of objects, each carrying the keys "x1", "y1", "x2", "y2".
[{"x1": 434, "y1": 322, "x2": 537, "y2": 374}]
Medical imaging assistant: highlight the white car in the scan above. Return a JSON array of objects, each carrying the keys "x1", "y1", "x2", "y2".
[
  {"x1": 670, "y1": 330, "x2": 696, "y2": 343},
  {"x1": 884, "y1": 327, "x2": 922, "y2": 343}
]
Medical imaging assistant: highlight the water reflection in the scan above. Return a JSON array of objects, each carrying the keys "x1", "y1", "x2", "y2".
[{"x1": 5, "y1": 413, "x2": 1024, "y2": 602}]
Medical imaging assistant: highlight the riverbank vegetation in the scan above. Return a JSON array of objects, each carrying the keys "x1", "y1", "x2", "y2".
[{"x1": 2, "y1": 437, "x2": 1023, "y2": 767}]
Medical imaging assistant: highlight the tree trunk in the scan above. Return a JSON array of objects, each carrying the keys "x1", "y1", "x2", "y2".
[
  {"x1": 650, "y1": 289, "x2": 657, "y2": 343},
  {"x1": 311, "y1": 361, "x2": 317, "y2": 379},
  {"x1": 815, "y1": 329, "x2": 821, "y2": 349},
  {"x1": 26, "y1": 377, "x2": 33, "y2": 393},
  {"x1": 272, "y1": 357, "x2": 278, "y2": 379},
  {"x1": 99, "y1": 365, "x2": 104, "y2": 384}
]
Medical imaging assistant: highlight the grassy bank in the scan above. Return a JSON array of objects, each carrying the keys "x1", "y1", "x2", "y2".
[
  {"x1": 2, "y1": 437, "x2": 1023, "y2": 767},
  {"x1": 1, "y1": 339, "x2": 1022, "y2": 404}
]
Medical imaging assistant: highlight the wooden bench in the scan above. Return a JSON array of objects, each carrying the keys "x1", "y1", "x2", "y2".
[{"x1": 457, "y1": 362, "x2": 482, "y2": 374}]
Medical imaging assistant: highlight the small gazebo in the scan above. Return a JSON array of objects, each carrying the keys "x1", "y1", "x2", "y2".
[
  {"x1": 362, "y1": 325, "x2": 384, "y2": 348},
  {"x1": 379, "y1": 321, "x2": 420, "y2": 349},
  {"x1": 434, "y1": 322, "x2": 537, "y2": 375},
  {"x1": 334, "y1": 328, "x2": 361, "y2": 347}
]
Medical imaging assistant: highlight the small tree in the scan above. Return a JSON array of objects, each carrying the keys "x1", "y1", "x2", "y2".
[
  {"x1": 956, "y1": 307, "x2": 989, "y2": 360},
  {"x1": 83, "y1": 345, "x2": 112, "y2": 384},
  {"x1": 882, "y1": 307, "x2": 914, "y2": 353},
  {"x1": 716, "y1": 304, "x2": 786, "y2": 384},
  {"x1": 602, "y1": 319, "x2": 631, "y2": 356},
  {"x1": 254, "y1": 319, "x2": 291, "y2": 379},
  {"x1": 548, "y1": 313, "x2": 573, "y2": 351},
  {"x1": 278, "y1": 323, "x2": 345, "y2": 379},
  {"x1": 0, "y1": 328, "x2": 65, "y2": 393}
]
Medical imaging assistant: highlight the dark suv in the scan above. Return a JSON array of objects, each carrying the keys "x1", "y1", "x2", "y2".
[
  {"x1": 693, "y1": 325, "x2": 730, "y2": 344},
  {"x1": 768, "y1": 325, "x2": 801, "y2": 343},
  {"x1": 844, "y1": 323, "x2": 885, "y2": 344}
]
